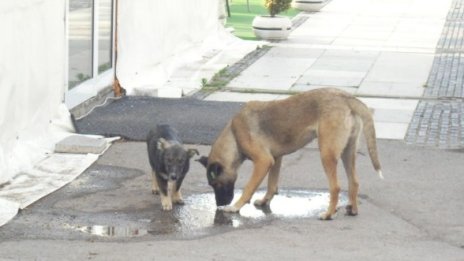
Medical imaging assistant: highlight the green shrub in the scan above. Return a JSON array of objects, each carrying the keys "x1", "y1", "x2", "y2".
[{"x1": 264, "y1": 0, "x2": 292, "y2": 16}]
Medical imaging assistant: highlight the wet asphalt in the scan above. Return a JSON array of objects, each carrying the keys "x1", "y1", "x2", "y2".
[
  {"x1": 0, "y1": 137, "x2": 463, "y2": 260},
  {"x1": 1, "y1": 97, "x2": 464, "y2": 259}
]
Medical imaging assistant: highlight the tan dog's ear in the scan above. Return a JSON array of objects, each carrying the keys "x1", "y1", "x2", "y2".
[
  {"x1": 206, "y1": 163, "x2": 222, "y2": 181},
  {"x1": 157, "y1": 138, "x2": 171, "y2": 150},
  {"x1": 187, "y1": 148, "x2": 200, "y2": 158},
  {"x1": 196, "y1": 156, "x2": 208, "y2": 168}
]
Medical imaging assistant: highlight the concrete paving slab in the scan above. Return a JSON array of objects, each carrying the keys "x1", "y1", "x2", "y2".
[
  {"x1": 358, "y1": 52, "x2": 434, "y2": 97},
  {"x1": 227, "y1": 47, "x2": 325, "y2": 91},
  {"x1": 338, "y1": 24, "x2": 394, "y2": 41},
  {"x1": 204, "y1": 92, "x2": 286, "y2": 102},
  {"x1": 297, "y1": 69, "x2": 366, "y2": 87},
  {"x1": 386, "y1": 18, "x2": 444, "y2": 50},
  {"x1": 54, "y1": 135, "x2": 107, "y2": 154},
  {"x1": 360, "y1": 97, "x2": 418, "y2": 139},
  {"x1": 307, "y1": 49, "x2": 379, "y2": 72},
  {"x1": 359, "y1": 97, "x2": 418, "y2": 111},
  {"x1": 227, "y1": 58, "x2": 317, "y2": 90},
  {"x1": 290, "y1": 84, "x2": 358, "y2": 94},
  {"x1": 363, "y1": 52, "x2": 434, "y2": 84},
  {"x1": 374, "y1": 122, "x2": 409, "y2": 140},
  {"x1": 358, "y1": 81, "x2": 425, "y2": 97},
  {"x1": 360, "y1": 98, "x2": 418, "y2": 122}
]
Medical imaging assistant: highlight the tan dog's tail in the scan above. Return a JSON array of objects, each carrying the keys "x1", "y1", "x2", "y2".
[{"x1": 348, "y1": 97, "x2": 384, "y2": 179}]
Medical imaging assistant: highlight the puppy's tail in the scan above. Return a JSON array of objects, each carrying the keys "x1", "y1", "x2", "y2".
[{"x1": 348, "y1": 98, "x2": 383, "y2": 179}]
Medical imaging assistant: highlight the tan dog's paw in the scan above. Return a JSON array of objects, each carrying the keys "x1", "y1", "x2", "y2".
[
  {"x1": 253, "y1": 198, "x2": 270, "y2": 207},
  {"x1": 152, "y1": 189, "x2": 160, "y2": 195},
  {"x1": 345, "y1": 205, "x2": 358, "y2": 216},
  {"x1": 222, "y1": 205, "x2": 240, "y2": 213},
  {"x1": 319, "y1": 212, "x2": 335, "y2": 221}
]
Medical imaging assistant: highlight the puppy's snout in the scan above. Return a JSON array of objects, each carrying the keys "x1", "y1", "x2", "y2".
[{"x1": 169, "y1": 173, "x2": 178, "y2": 180}]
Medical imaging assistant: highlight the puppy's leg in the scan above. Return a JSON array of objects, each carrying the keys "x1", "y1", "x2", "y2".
[
  {"x1": 151, "y1": 171, "x2": 160, "y2": 195},
  {"x1": 161, "y1": 181, "x2": 176, "y2": 211},
  {"x1": 254, "y1": 156, "x2": 282, "y2": 207},
  {"x1": 342, "y1": 130, "x2": 361, "y2": 216},
  {"x1": 173, "y1": 189, "x2": 184, "y2": 205},
  {"x1": 224, "y1": 154, "x2": 274, "y2": 212}
]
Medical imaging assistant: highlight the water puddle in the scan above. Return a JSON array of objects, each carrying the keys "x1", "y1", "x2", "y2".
[
  {"x1": 74, "y1": 225, "x2": 148, "y2": 238},
  {"x1": 71, "y1": 189, "x2": 347, "y2": 238}
]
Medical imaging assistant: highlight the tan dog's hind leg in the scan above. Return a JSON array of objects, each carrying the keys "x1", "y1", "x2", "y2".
[
  {"x1": 224, "y1": 154, "x2": 274, "y2": 212},
  {"x1": 254, "y1": 156, "x2": 282, "y2": 207},
  {"x1": 342, "y1": 127, "x2": 361, "y2": 216},
  {"x1": 318, "y1": 118, "x2": 351, "y2": 220},
  {"x1": 151, "y1": 171, "x2": 160, "y2": 195}
]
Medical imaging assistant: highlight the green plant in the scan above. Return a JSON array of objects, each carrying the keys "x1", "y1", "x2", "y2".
[
  {"x1": 225, "y1": 0, "x2": 298, "y2": 40},
  {"x1": 200, "y1": 66, "x2": 233, "y2": 91},
  {"x1": 201, "y1": 78, "x2": 208, "y2": 88},
  {"x1": 265, "y1": 0, "x2": 292, "y2": 17}
]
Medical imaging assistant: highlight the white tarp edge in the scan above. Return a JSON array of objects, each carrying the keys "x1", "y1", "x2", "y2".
[{"x1": 0, "y1": 136, "x2": 119, "y2": 227}]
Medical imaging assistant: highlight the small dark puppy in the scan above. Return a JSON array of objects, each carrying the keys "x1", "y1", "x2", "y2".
[{"x1": 146, "y1": 124, "x2": 199, "y2": 210}]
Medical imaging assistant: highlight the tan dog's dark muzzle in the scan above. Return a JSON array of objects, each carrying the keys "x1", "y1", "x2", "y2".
[{"x1": 214, "y1": 184, "x2": 234, "y2": 206}]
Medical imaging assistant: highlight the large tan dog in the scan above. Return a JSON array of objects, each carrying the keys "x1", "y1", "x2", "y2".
[{"x1": 198, "y1": 88, "x2": 383, "y2": 220}]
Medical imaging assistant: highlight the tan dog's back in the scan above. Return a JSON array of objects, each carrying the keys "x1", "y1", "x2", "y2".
[{"x1": 232, "y1": 88, "x2": 381, "y2": 172}]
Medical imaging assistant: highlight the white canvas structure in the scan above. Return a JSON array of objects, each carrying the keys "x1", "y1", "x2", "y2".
[
  {"x1": 0, "y1": 0, "x2": 254, "y2": 226},
  {"x1": 0, "y1": 0, "x2": 251, "y2": 184},
  {"x1": 0, "y1": 0, "x2": 68, "y2": 184}
]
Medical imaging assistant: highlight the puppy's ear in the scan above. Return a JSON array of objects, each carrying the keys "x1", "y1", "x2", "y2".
[
  {"x1": 187, "y1": 148, "x2": 200, "y2": 158},
  {"x1": 157, "y1": 138, "x2": 171, "y2": 150},
  {"x1": 196, "y1": 156, "x2": 209, "y2": 168}
]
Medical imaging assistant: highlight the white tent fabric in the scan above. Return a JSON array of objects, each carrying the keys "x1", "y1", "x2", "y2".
[
  {"x1": 0, "y1": 0, "x2": 247, "y2": 186},
  {"x1": 0, "y1": 0, "x2": 66, "y2": 184},
  {"x1": 0, "y1": 0, "x2": 255, "y2": 226},
  {"x1": 117, "y1": 0, "x2": 242, "y2": 96}
]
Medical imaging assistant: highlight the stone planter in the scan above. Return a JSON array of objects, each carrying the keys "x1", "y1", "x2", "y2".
[
  {"x1": 252, "y1": 15, "x2": 292, "y2": 40},
  {"x1": 292, "y1": 0, "x2": 329, "y2": 12}
]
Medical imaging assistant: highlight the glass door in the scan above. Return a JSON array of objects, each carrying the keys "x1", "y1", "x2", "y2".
[{"x1": 66, "y1": 0, "x2": 114, "y2": 109}]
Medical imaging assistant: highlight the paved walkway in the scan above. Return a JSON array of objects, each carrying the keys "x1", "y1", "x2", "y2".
[
  {"x1": 405, "y1": 0, "x2": 464, "y2": 148},
  {"x1": 204, "y1": 0, "x2": 464, "y2": 148}
]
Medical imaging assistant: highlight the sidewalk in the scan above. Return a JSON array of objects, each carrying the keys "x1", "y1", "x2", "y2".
[{"x1": 206, "y1": 0, "x2": 462, "y2": 146}]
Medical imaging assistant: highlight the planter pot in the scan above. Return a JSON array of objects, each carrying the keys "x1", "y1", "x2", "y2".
[
  {"x1": 252, "y1": 15, "x2": 292, "y2": 40},
  {"x1": 292, "y1": 0, "x2": 329, "y2": 12}
]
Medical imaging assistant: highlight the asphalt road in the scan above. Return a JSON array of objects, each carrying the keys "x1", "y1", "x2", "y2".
[{"x1": 0, "y1": 139, "x2": 463, "y2": 260}]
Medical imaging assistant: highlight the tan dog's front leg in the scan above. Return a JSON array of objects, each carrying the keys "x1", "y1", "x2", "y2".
[
  {"x1": 223, "y1": 156, "x2": 274, "y2": 213},
  {"x1": 254, "y1": 156, "x2": 282, "y2": 207}
]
